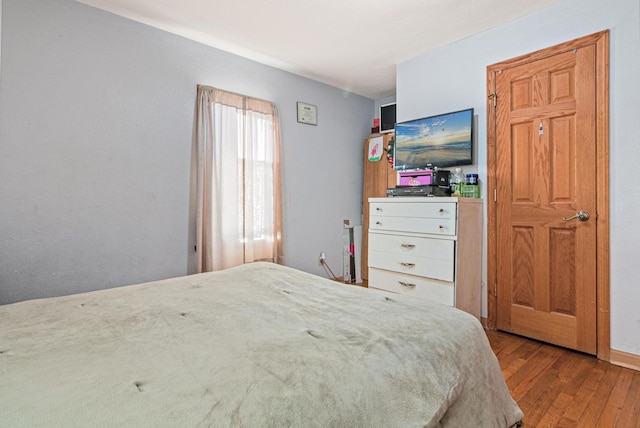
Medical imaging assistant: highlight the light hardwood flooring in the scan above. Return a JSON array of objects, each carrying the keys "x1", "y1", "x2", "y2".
[{"x1": 486, "y1": 330, "x2": 640, "y2": 427}]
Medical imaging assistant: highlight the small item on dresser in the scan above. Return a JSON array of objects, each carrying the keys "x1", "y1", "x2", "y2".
[
  {"x1": 386, "y1": 185, "x2": 451, "y2": 197},
  {"x1": 434, "y1": 169, "x2": 451, "y2": 188},
  {"x1": 398, "y1": 169, "x2": 433, "y2": 187},
  {"x1": 450, "y1": 168, "x2": 464, "y2": 196},
  {"x1": 462, "y1": 184, "x2": 481, "y2": 198},
  {"x1": 463, "y1": 174, "x2": 480, "y2": 198}
]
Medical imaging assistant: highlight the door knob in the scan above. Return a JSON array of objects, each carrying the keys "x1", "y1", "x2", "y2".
[{"x1": 563, "y1": 210, "x2": 590, "y2": 222}]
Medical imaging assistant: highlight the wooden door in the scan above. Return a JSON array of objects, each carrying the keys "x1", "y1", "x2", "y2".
[
  {"x1": 487, "y1": 32, "x2": 609, "y2": 355},
  {"x1": 362, "y1": 134, "x2": 396, "y2": 282}
]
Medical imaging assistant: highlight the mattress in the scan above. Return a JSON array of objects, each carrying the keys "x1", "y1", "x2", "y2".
[{"x1": 0, "y1": 262, "x2": 523, "y2": 427}]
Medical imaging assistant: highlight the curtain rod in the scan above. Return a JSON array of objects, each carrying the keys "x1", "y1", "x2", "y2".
[{"x1": 196, "y1": 84, "x2": 277, "y2": 107}]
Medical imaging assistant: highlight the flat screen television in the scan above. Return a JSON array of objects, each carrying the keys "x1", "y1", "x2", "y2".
[{"x1": 393, "y1": 108, "x2": 474, "y2": 170}]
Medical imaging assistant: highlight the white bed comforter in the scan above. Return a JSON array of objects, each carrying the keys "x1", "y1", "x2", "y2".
[{"x1": 0, "y1": 262, "x2": 522, "y2": 427}]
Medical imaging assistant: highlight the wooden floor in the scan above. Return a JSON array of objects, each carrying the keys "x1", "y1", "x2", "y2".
[{"x1": 486, "y1": 330, "x2": 640, "y2": 427}]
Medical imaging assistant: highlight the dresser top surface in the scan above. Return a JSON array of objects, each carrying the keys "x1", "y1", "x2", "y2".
[{"x1": 369, "y1": 196, "x2": 482, "y2": 204}]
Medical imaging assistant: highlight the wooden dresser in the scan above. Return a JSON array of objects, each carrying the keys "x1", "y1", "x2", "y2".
[
  {"x1": 361, "y1": 134, "x2": 396, "y2": 282},
  {"x1": 367, "y1": 197, "x2": 482, "y2": 319}
]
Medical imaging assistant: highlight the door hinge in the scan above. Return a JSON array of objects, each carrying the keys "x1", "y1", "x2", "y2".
[
  {"x1": 494, "y1": 282, "x2": 497, "y2": 296},
  {"x1": 494, "y1": 188, "x2": 497, "y2": 202},
  {"x1": 488, "y1": 93, "x2": 497, "y2": 107}
]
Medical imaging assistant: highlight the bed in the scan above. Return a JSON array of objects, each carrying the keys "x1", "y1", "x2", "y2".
[{"x1": 0, "y1": 262, "x2": 522, "y2": 427}]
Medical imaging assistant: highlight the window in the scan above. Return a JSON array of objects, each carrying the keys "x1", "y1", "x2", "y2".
[{"x1": 194, "y1": 86, "x2": 283, "y2": 272}]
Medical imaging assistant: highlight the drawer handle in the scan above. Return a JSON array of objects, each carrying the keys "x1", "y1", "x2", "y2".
[
  {"x1": 399, "y1": 243, "x2": 415, "y2": 249},
  {"x1": 376, "y1": 221, "x2": 382, "y2": 225},
  {"x1": 398, "y1": 262, "x2": 415, "y2": 268},
  {"x1": 439, "y1": 208, "x2": 444, "y2": 213},
  {"x1": 398, "y1": 281, "x2": 416, "y2": 288},
  {"x1": 376, "y1": 207, "x2": 382, "y2": 211},
  {"x1": 439, "y1": 225, "x2": 445, "y2": 230}
]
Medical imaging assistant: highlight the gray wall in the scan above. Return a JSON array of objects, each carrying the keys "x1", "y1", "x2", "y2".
[
  {"x1": 397, "y1": 0, "x2": 640, "y2": 356},
  {"x1": 0, "y1": 0, "x2": 373, "y2": 304}
]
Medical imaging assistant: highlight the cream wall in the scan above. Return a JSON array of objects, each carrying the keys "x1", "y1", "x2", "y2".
[{"x1": 397, "y1": 0, "x2": 640, "y2": 356}]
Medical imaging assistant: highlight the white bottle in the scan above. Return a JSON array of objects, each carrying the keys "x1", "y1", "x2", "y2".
[{"x1": 451, "y1": 167, "x2": 463, "y2": 196}]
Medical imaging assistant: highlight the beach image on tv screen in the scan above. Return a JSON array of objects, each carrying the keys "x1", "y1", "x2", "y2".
[{"x1": 395, "y1": 109, "x2": 472, "y2": 169}]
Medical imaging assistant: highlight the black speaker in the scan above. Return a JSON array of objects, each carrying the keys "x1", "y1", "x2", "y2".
[{"x1": 435, "y1": 170, "x2": 450, "y2": 188}]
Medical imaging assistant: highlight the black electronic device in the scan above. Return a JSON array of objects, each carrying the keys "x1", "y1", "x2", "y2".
[
  {"x1": 386, "y1": 185, "x2": 451, "y2": 197},
  {"x1": 434, "y1": 169, "x2": 451, "y2": 188},
  {"x1": 380, "y1": 102, "x2": 396, "y2": 134}
]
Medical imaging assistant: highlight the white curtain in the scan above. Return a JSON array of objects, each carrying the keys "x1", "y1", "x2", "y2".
[{"x1": 194, "y1": 85, "x2": 283, "y2": 273}]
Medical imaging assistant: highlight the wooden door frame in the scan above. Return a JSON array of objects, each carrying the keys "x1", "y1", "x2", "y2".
[{"x1": 486, "y1": 31, "x2": 610, "y2": 360}]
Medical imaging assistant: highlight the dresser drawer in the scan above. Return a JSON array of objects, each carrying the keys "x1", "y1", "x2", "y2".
[
  {"x1": 369, "y1": 268, "x2": 455, "y2": 306},
  {"x1": 370, "y1": 215, "x2": 456, "y2": 236},
  {"x1": 368, "y1": 233, "x2": 454, "y2": 261},
  {"x1": 368, "y1": 248, "x2": 454, "y2": 282},
  {"x1": 370, "y1": 202, "x2": 457, "y2": 219}
]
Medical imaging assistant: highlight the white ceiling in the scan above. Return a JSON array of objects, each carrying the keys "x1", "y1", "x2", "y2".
[{"x1": 77, "y1": 0, "x2": 560, "y2": 99}]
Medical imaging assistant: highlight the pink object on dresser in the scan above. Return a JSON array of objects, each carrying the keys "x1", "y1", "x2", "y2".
[{"x1": 398, "y1": 169, "x2": 433, "y2": 186}]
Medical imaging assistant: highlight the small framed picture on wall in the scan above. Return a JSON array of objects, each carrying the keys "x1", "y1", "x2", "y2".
[{"x1": 297, "y1": 102, "x2": 318, "y2": 125}]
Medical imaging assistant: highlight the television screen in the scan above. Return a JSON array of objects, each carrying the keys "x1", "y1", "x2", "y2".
[
  {"x1": 394, "y1": 108, "x2": 473, "y2": 170},
  {"x1": 380, "y1": 102, "x2": 396, "y2": 134}
]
